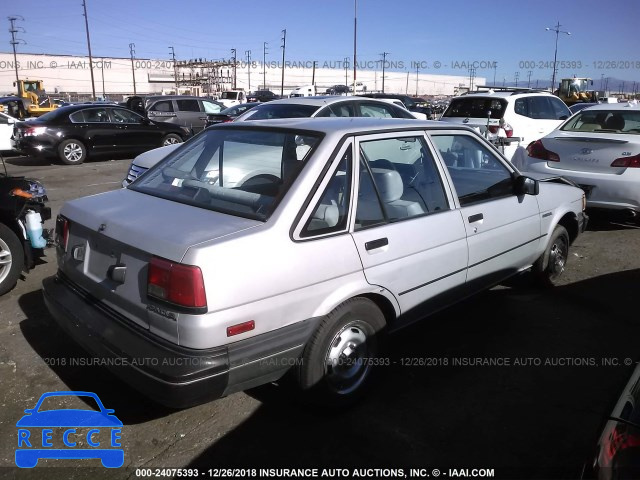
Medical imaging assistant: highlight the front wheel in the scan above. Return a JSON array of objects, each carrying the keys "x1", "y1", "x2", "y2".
[
  {"x1": 161, "y1": 134, "x2": 183, "y2": 147},
  {"x1": 533, "y1": 225, "x2": 570, "y2": 287},
  {"x1": 295, "y1": 297, "x2": 387, "y2": 407},
  {"x1": 58, "y1": 139, "x2": 87, "y2": 165},
  {"x1": 0, "y1": 223, "x2": 25, "y2": 296}
]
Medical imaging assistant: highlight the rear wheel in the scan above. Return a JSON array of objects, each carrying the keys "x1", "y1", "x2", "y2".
[
  {"x1": 0, "y1": 223, "x2": 24, "y2": 296},
  {"x1": 296, "y1": 297, "x2": 386, "y2": 407},
  {"x1": 58, "y1": 139, "x2": 87, "y2": 165},
  {"x1": 533, "y1": 225, "x2": 569, "y2": 287},
  {"x1": 161, "y1": 134, "x2": 183, "y2": 147}
]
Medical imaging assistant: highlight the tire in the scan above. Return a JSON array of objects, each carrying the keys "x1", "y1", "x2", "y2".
[
  {"x1": 57, "y1": 139, "x2": 87, "y2": 165},
  {"x1": 533, "y1": 225, "x2": 570, "y2": 287},
  {"x1": 161, "y1": 134, "x2": 183, "y2": 147},
  {"x1": 296, "y1": 297, "x2": 387, "y2": 407},
  {"x1": 0, "y1": 223, "x2": 24, "y2": 297}
]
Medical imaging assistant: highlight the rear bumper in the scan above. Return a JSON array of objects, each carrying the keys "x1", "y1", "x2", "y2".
[
  {"x1": 43, "y1": 273, "x2": 315, "y2": 408},
  {"x1": 526, "y1": 161, "x2": 640, "y2": 212}
]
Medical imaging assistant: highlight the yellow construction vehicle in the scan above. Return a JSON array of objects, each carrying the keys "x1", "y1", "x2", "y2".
[
  {"x1": 556, "y1": 77, "x2": 598, "y2": 106},
  {"x1": 14, "y1": 79, "x2": 59, "y2": 117}
]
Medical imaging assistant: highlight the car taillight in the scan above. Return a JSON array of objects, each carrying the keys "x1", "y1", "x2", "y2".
[
  {"x1": 527, "y1": 139, "x2": 560, "y2": 161},
  {"x1": 147, "y1": 256, "x2": 207, "y2": 309},
  {"x1": 502, "y1": 122, "x2": 514, "y2": 138},
  {"x1": 611, "y1": 153, "x2": 640, "y2": 168},
  {"x1": 55, "y1": 215, "x2": 70, "y2": 252},
  {"x1": 488, "y1": 126, "x2": 499, "y2": 134},
  {"x1": 24, "y1": 126, "x2": 47, "y2": 136}
]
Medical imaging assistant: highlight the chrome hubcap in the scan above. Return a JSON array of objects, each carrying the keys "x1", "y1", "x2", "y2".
[
  {"x1": 548, "y1": 239, "x2": 567, "y2": 278},
  {"x1": 324, "y1": 322, "x2": 372, "y2": 395},
  {"x1": 0, "y1": 238, "x2": 12, "y2": 284},
  {"x1": 163, "y1": 137, "x2": 180, "y2": 146},
  {"x1": 63, "y1": 143, "x2": 83, "y2": 161}
]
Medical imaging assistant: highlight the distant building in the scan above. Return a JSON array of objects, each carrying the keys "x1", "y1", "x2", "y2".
[{"x1": 0, "y1": 52, "x2": 483, "y2": 99}]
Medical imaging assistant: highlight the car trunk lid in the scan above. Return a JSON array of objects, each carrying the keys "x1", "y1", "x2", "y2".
[
  {"x1": 542, "y1": 131, "x2": 636, "y2": 174},
  {"x1": 59, "y1": 189, "x2": 261, "y2": 337}
]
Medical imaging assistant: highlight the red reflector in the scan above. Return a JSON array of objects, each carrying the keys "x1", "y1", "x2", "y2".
[
  {"x1": 227, "y1": 320, "x2": 255, "y2": 337},
  {"x1": 527, "y1": 139, "x2": 560, "y2": 161},
  {"x1": 148, "y1": 257, "x2": 207, "y2": 309},
  {"x1": 488, "y1": 126, "x2": 499, "y2": 134},
  {"x1": 611, "y1": 153, "x2": 640, "y2": 168}
]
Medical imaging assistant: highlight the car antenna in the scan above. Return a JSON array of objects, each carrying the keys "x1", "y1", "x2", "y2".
[{"x1": 0, "y1": 151, "x2": 8, "y2": 176}]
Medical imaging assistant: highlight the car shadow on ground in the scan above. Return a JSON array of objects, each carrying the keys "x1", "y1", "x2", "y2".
[
  {"x1": 6, "y1": 152, "x2": 136, "y2": 168},
  {"x1": 18, "y1": 289, "x2": 177, "y2": 424},
  {"x1": 184, "y1": 269, "x2": 640, "y2": 477},
  {"x1": 586, "y1": 210, "x2": 640, "y2": 232}
]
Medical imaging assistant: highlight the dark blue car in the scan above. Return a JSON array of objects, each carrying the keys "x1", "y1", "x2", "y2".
[{"x1": 16, "y1": 391, "x2": 123, "y2": 468}]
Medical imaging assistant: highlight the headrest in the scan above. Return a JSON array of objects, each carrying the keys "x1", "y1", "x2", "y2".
[{"x1": 370, "y1": 168, "x2": 403, "y2": 202}]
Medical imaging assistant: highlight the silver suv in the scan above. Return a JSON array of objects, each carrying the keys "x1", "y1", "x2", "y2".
[
  {"x1": 44, "y1": 118, "x2": 587, "y2": 408},
  {"x1": 440, "y1": 88, "x2": 571, "y2": 160}
]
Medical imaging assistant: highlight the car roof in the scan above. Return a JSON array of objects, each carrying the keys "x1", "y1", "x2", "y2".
[
  {"x1": 455, "y1": 90, "x2": 557, "y2": 100},
  {"x1": 572, "y1": 101, "x2": 640, "y2": 111},
  {"x1": 46, "y1": 104, "x2": 134, "y2": 113},
  {"x1": 219, "y1": 116, "x2": 465, "y2": 135},
  {"x1": 255, "y1": 96, "x2": 403, "y2": 107}
]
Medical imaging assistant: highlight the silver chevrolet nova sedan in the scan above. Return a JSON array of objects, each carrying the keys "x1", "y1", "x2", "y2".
[{"x1": 43, "y1": 118, "x2": 588, "y2": 408}]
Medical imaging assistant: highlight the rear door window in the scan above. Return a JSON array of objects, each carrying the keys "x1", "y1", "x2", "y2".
[
  {"x1": 359, "y1": 102, "x2": 396, "y2": 118},
  {"x1": 176, "y1": 99, "x2": 201, "y2": 112},
  {"x1": 443, "y1": 98, "x2": 507, "y2": 119},
  {"x1": 315, "y1": 103, "x2": 356, "y2": 117},
  {"x1": 202, "y1": 101, "x2": 223, "y2": 114}
]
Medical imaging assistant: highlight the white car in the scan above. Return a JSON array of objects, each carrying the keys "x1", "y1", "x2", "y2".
[
  {"x1": 439, "y1": 88, "x2": 572, "y2": 160},
  {"x1": 45, "y1": 118, "x2": 587, "y2": 408},
  {"x1": 122, "y1": 97, "x2": 417, "y2": 186},
  {"x1": 0, "y1": 111, "x2": 17, "y2": 152},
  {"x1": 523, "y1": 102, "x2": 640, "y2": 216}
]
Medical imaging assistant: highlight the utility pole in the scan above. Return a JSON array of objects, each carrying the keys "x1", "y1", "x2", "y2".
[
  {"x1": 245, "y1": 50, "x2": 251, "y2": 91},
  {"x1": 263, "y1": 42, "x2": 268, "y2": 90},
  {"x1": 493, "y1": 63, "x2": 497, "y2": 86},
  {"x1": 280, "y1": 29, "x2": 286, "y2": 97},
  {"x1": 545, "y1": 22, "x2": 570, "y2": 93},
  {"x1": 81, "y1": 0, "x2": 96, "y2": 100},
  {"x1": 231, "y1": 48, "x2": 237, "y2": 89},
  {"x1": 514, "y1": 71, "x2": 520, "y2": 87},
  {"x1": 169, "y1": 46, "x2": 178, "y2": 93},
  {"x1": 8, "y1": 16, "x2": 25, "y2": 85},
  {"x1": 353, "y1": 0, "x2": 357, "y2": 91},
  {"x1": 527, "y1": 70, "x2": 533, "y2": 88},
  {"x1": 101, "y1": 58, "x2": 105, "y2": 98},
  {"x1": 311, "y1": 61, "x2": 317, "y2": 85},
  {"x1": 344, "y1": 57, "x2": 349, "y2": 87},
  {"x1": 415, "y1": 65, "x2": 419, "y2": 96},
  {"x1": 129, "y1": 43, "x2": 137, "y2": 95},
  {"x1": 380, "y1": 52, "x2": 389, "y2": 93},
  {"x1": 406, "y1": 71, "x2": 409, "y2": 95},
  {"x1": 600, "y1": 73, "x2": 604, "y2": 91}
]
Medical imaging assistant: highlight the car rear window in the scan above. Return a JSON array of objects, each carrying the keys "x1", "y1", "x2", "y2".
[
  {"x1": 130, "y1": 128, "x2": 321, "y2": 221},
  {"x1": 240, "y1": 104, "x2": 320, "y2": 120},
  {"x1": 561, "y1": 109, "x2": 640, "y2": 134},
  {"x1": 442, "y1": 97, "x2": 507, "y2": 119}
]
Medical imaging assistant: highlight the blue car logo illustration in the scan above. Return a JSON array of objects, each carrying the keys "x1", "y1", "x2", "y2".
[{"x1": 16, "y1": 391, "x2": 123, "y2": 468}]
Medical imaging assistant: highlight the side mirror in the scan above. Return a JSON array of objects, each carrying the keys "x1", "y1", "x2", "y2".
[
  {"x1": 515, "y1": 175, "x2": 539, "y2": 196},
  {"x1": 7, "y1": 118, "x2": 15, "y2": 125},
  {"x1": 141, "y1": 117, "x2": 151, "y2": 125}
]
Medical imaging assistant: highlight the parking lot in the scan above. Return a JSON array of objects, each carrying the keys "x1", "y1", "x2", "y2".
[{"x1": 1, "y1": 153, "x2": 640, "y2": 478}]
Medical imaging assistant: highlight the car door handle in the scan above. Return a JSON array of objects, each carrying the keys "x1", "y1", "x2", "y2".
[
  {"x1": 468, "y1": 213, "x2": 483, "y2": 223},
  {"x1": 365, "y1": 238, "x2": 388, "y2": 251}
]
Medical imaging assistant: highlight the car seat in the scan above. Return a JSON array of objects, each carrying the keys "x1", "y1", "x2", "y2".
[{"x1": 604, "y1": 114, "x2": 625, "y2": 131}]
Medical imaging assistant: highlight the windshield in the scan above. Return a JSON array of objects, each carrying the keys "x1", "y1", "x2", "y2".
[
  {"x1": 443, "y1": 97, "x2": 507, "y2": 119},
  {"x1": 238, "y1": 104, "x2": 319, "y2": 120},
  {"x1": 221, "y1": 92, "x2": 239, "y2": 100},
  {"x1": 561, "y1": 110, "x2": 640, "y2": 134},
  {"x1": 130, "y1": 128, "x2": 321, "y2": 221}
]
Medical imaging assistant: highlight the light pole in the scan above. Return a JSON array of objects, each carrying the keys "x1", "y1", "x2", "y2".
[{"x1": 545, "y1": 21, "x2": 570, "y2": 92}]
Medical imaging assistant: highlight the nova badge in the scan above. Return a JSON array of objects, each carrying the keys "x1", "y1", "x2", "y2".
[{"x1": 146, "y1": 304, "x2": 177, "y2": 321}]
